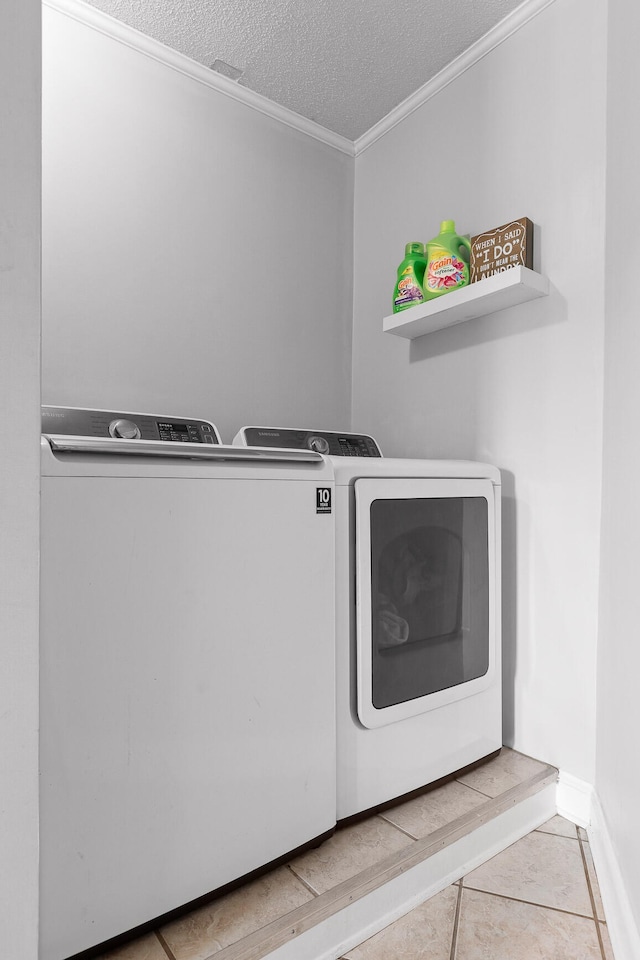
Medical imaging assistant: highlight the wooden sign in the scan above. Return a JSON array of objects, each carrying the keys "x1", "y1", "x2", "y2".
[{"x1": 470, "y1": 217, "x2": 533, "y2": 283}]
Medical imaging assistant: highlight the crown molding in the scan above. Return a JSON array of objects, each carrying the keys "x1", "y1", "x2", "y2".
[
  {"x1": 42, "y1": 0, "x2": 356, "y2": 158},
  {"x1": 354, "y1": 0, "x2": 557, "y2": 157},
  {"x1": 43, "y1": 0, "x2": 556, "y2": 160}
]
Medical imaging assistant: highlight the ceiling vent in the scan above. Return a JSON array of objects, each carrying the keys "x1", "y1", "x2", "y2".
[{"x1": 210, "y1": 59, "x2": 245, "y2": 83}]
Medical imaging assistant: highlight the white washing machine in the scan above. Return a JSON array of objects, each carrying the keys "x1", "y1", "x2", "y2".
[
  {"x1": 40, "y1": 407, "x2": 336, "y2": 960},
  {"x1": 234, "y1": 427, "x2": 502, "y2": 821}
]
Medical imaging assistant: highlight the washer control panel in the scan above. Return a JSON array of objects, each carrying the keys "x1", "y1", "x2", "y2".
[
  {"x1": 42, "y1": 406, "x2": 221, "y2": 445},
  {"x1": 238, "y1": 427, "x2": 382, "y2": 458}
]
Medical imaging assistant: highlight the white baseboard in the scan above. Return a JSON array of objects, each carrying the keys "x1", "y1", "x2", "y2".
[
  {"x1": 588, "y1": 793, "x2": 640, "y2": 960},
  {"x1": 555, "y1": 773, "x2": 640, "y2": 960},
  {"x1": 265, "y1": 783, "x2": 556, "y2": 960},
  {"x1": 556, "y1": 769, "x2": 594, "y2": 827}
]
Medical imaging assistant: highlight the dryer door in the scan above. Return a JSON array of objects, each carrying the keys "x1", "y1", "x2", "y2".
[{"x1": 355, "y1": 477, "x2": 497, "y2": 729}]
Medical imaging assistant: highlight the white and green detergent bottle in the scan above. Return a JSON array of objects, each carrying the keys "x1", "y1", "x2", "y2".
[
  {"x1": 392, "y1": 242, "x2": 427, "y2": 313},
  {"x1": 424, "y1": 220, "x2": 471, "y2": 299}
]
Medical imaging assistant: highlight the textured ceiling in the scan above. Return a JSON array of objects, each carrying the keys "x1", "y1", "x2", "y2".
[{"x1": 80, "y1": 0, "x2": 525, "y2": 140}]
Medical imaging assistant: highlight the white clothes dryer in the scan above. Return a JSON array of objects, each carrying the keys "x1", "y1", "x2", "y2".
[
  {"x1": 234, "y1": 427, "x2": 502, "y2": 821},
  {"x1": 40, "y1": 407, "x2": 336, "y2": 960}
]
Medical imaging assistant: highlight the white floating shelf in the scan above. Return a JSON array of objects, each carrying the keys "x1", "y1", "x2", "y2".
[{"x1": 383, "y1": 265, "x2": 550, "y2": 340}]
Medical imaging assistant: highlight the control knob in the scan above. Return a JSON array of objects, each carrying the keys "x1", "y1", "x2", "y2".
[
  {"x1": 109, "y1": 418, "x2": 141, "y2": 440},
  {"x1": 308, "y1": 435, "x2": 330, "y2": 454}
]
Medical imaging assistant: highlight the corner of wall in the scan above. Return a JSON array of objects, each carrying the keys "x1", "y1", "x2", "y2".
[{"x1": 588, "y1": 792, "x2": 640, "y2": 960}]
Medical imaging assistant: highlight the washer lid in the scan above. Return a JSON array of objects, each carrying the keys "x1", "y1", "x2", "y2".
[{"x1": 44, "y1": 434, "x2": 323, "y2": 463}]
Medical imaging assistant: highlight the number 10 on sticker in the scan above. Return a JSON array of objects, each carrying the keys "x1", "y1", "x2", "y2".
[{"x1": 316, "y1": 488, "x2": 332, "y2": 514}]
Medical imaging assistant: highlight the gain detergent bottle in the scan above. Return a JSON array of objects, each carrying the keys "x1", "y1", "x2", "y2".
[
  {"x1": 392, "y1": 242, "x2": 427, "y2": 313},
  {"x1": 424, "y1": 220, "x2": 471, "y2": 299}
]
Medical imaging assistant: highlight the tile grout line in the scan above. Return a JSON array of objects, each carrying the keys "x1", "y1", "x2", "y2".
[
  {"x1": 453, "y1": 779, "x2": 495, "y2": 799},
  {"x1": 286, "y1": 862, "x2": 321, "y2": 898},
  {"x1": 535, "y1": 829, "x2": 579, "y2": 840},
  {"x1": 578, "y1": 835, "x2": 607, "y2": 959},
  {"x1": 376, "y1": 811, "x2": 421, "y2": 842},
  {"x1": 155, "y1": 928, "x2": 178, "y2": 960},
  {"x1": 449, "y1": 881, "x2": 464, "y2": 960},
  {"x1": 461, "y1": 884, "x2": 598, "y2": 922}
]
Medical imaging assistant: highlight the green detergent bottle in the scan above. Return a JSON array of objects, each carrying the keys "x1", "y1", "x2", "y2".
[
  {"x1": 392, "y1": 242, "x2": 427, "y2": 313},
  {"x1": 424, "y1": 220, "x2": 471, "y2": 299}
]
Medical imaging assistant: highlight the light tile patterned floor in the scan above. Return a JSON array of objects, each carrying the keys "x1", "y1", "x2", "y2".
[
  {"x1": 339, "y1": 816, "x2": 614, "y2": 960},
  {"x1": 91, "y1": 749, "x2": 614, "y2": 960},
  {"x1": 338, "y1": 813, "x2": 614, "y2": 960}
]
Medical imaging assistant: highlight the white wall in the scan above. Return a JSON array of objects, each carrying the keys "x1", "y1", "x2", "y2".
[
  {"x1": 42, "y1": 6, "x2": 354, "y2": 442},
  {"x1": 0, "y1": 1, "x2": 41, "y2": 956},
  {"x1": 596, "y1": 0, "x2": 640, "y2": 934},
  {"x1": 351, "y1": 0, "x2": 607, "y2": 784}
]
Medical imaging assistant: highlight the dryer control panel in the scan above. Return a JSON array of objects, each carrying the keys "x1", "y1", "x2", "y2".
[
  {"x1": 237, "y1": 427, "x2": 382, "y2": 457},
  {"x1": 42, "y1": 406, "x2": 221, "y2": 444}
]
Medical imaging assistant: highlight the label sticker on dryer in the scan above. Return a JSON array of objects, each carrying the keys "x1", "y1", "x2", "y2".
[{"x1": 316, "y1": 488, "x2": 332, "y2": 514}]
